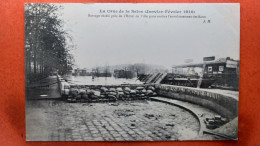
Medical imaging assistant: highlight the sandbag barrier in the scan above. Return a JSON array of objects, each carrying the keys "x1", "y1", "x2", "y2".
[{"x1": 64, "y1": 85, "x2": 158, "y2": 103}]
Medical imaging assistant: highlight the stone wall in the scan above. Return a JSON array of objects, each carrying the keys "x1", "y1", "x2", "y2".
[{"x1": 155, "y1": 84, "x2": 238, "y2": 119}]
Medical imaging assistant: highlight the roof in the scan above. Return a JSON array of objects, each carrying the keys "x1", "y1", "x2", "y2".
[{"x1": 172, "y1": 58, "x2": 230, "y2": 68}]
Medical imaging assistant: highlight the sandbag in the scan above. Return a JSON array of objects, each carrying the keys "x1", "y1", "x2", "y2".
[
  {"x1": 79, "y1": 88, "x2": 86, "y2": 94},
  {"x1": 117, "y1": 91, "x2": 124, "y2": 95},
  {"x1": 93, "y1": 90, "x2": 101, "y2": 96},
  {"x1": 141, "y1": 89, "x2": 147, "y2": 93},
  {"x1": 130, "y1": 90, "x2": 136, "y2": 94},
  {"x1": 148, "y1": 86, "x2": 155, "y2": 91},
  {"x1": 124, "y1": 90, "x2": 130, "y2": 95},
  {"x1": 81, "y1": 94, "x2": 89, "y2": 99},
  {"x1": 108, "y1": 91, "x2": 117, "y2": 96},
  {"x1": 116, "y1": 87, "x2": 123, "y2": 92},
  {"x1": 87, "y1": 90, "x2": 95, "y2": 95},
  {"x1": 146, "y1": 90, "x2": 153, "y2": 96},
  {"x1": 124, "y1": 87, "x2": 131, "y2": 92},
  {"x1": 135, "y1": 90, "x2": 141, "y2": 94},
  {"x1": 109, "y1": 88, "x2": 116, "y2": 92},
  {"x1": 136, "y1": 86, "x2": 144, "y2": 90},
  {"x1": 101, "y1": 87, "x2": 108, "y2": 92},
  {"x1": 108, "y1": 95, "x2": 116, "y2": 99},
  {"x1": 70, "y1": 88, "x2": 79, "y2": 97}
]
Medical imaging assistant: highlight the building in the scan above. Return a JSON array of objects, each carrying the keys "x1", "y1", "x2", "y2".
[
  {"x1": 73, "y1": 68, "x2": 91, "y2": 76},
  {"x1": 114, "y1": 69, "x2": 134, "y2": 79},
  {"x1": 170, "y1": 57, "x2": 239, "y2": 89}
]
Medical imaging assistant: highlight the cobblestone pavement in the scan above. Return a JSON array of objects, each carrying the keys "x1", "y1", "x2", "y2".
[{"x1": 26, "y1": 99, "x2": 200, "y2": 141}]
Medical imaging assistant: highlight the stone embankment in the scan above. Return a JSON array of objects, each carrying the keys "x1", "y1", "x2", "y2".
[{"x1": 155, "y1": 84, "x2": 238, "y2": 120}]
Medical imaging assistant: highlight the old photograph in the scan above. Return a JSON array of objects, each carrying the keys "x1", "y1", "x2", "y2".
[{"x1": 25, "y1": 3, "x2": 240, "y2": 141}]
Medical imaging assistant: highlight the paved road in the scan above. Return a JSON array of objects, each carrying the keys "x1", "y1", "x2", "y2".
[
  {"x1": 26, "y1": 76, "x2": 61, "y2": 141},
  {"x1": 26, "y1": 99, "x2": 202, "y2": 141},
  {"x1": 25, "y1": 76, "x2": 219, "y2": 141}
]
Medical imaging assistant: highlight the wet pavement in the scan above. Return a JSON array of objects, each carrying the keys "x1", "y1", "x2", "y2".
[
  {"x1": 26, "y1": 98, "x2": 201, "y2": 141},
  {"x1": 25, "y1": 76, "x2": 221, "y2": 141}
]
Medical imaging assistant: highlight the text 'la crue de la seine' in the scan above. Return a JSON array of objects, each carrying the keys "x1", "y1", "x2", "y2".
[
  {"x1": 99, "y1": 9, "x2": 195, "y2": 14},
  {"x1": 87, "y1": 9, "x2": 210, "y2": 23}
]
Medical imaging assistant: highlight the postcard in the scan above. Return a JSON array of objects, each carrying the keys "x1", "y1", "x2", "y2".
[{"x1": 25, "y1": 3, "x2": 240, "y2": 141}]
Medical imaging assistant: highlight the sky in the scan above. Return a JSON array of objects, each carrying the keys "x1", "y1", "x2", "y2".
[{"x1": 58, "y1": 3, "x2": 240, "y2": 69}]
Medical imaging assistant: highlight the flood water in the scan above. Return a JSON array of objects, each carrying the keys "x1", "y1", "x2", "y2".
[{"x1": 63, "y1": 75, "x2": 143, "y2": 85}]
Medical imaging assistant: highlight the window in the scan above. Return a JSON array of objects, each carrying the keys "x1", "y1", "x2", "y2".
[
  {"x1": 219, "y1": 66, "x2": 224, "y2": 71},
  {"x1": 208, "y1": 66, "x2": 212, "y2": 72}
]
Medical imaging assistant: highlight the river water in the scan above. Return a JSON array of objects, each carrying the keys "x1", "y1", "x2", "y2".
[{"x1": 63, "y1": 75, "x2": 143, "y2": 85}]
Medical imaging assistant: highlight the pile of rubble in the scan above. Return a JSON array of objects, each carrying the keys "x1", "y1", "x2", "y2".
[
  {"x1": 204, "y1": 115, "x2": 229, "y2": 129},
  {"x1": 66, "y1": 85, "x2": 157, "y2": 103}
]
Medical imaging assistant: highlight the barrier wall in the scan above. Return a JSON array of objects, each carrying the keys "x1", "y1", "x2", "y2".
[
  {"x1": 155, "y1": 84, "x2": 238, "y2": 119},
  {"x1": 57, "y1": 75, "x2": 157, "y2": 98}
]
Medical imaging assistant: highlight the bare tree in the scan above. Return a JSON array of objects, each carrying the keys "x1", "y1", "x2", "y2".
[{"x1": 25, "y1": 3, "x2": 75, "y2": 81}]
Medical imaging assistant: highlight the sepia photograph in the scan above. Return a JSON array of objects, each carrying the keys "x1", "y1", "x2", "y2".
[{"x1": 25, "y1": 3, "x2": 240, "y2": 141}]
